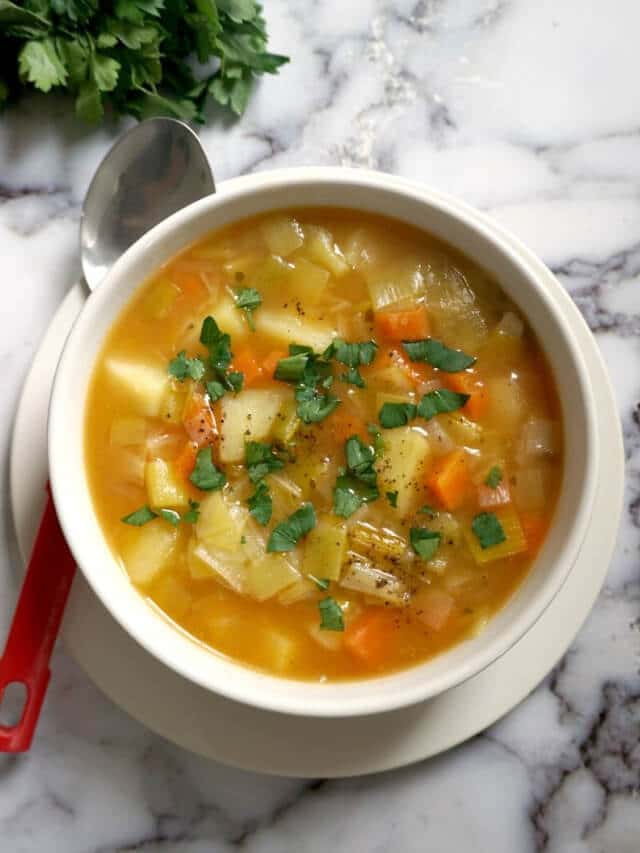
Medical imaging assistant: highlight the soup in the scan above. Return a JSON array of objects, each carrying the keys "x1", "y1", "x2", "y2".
[{"x1": 85, "y1": 209, "x2": 562, "y2": 681}]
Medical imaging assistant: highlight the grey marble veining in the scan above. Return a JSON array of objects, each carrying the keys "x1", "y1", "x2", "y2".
[{"x1": 0, "y1": 1, "x2": 638, "y2": 851}]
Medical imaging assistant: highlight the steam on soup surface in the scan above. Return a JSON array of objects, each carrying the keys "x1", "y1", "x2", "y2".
[{"x1": 85, "y1": 209, "x2": 562, "y2": 680}]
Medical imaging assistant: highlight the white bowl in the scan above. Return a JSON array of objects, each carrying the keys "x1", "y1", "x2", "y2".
[{"x1": 49, "y1": 168, "x2": 598, "y2": 718}]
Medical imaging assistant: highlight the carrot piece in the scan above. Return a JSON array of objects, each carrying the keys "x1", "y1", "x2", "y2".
[
  {"x1": 375, "y1": 305, "x2": 430, "y2": 342},
  {"x1": 520, "y1": 512, "x2": 549, "y2": 556},
  {"x1": 261, "y1": 349, "x2": 288, "y2": 381},
  {"x1": 174, "y1": 441, "x2": 199, "y2": 480},
  {"x1": 173, "y1": 270, "x2": 207, "y2": 303},
  {"x1": 445, "y1": 370, "x2": 489, "y2": 420},
  {"x1": 344, "y1": 608, "x2": 398, "y2": 666},
  {"x1": 427, "y1": 449, "x2": 470, "y2": 510},
  {"x1": 477, "y1": 481, "x2": 511, "y2": 510},
  {"x1": 182, "y1": 388, "x2": 218, "y2": 447},
  {"x1": 232, "y1": 346, "x2": 262, "y2": 387}
]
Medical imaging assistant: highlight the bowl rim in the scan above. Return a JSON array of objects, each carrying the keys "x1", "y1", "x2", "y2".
[{"x1": 49, "y1": 166, "x2": 599, "y2": 717}]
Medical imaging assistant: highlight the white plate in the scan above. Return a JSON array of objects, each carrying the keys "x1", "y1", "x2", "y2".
[{"x1": 10, "y1": 183, "x2": 623, "y2": 777}]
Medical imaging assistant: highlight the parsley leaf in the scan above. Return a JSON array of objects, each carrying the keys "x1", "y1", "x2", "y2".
[
  {"x1": 183, "y1": 499, "x2": 201, "y2": 524},
  {"x1": 189, "y1": 448, "x2": 226, "y2": 491},
  {"x1": 310, "y1": 576, "x2": 330, "y2": 591},
  {"x1": 410, "y1": 528, "x2": 442, "y2": 561},
  {"x1": 245, "y1": 441, "x2": 285, "y2": 483},
  {"x1": 333, "y1": 435, "x2": 380, "y2": 518},
  {"x1": 419, "y1": 504, "x2": 437, "y2": 518},
  {"x1": 168, "y1": 350, "x2": 206, "y2": 382},
  {"x1": 267, "y1": 503, "x2": 317, "y2": 552},
  {"x1": 248, "y1": 481, "x2": 272, "y2": 525},
  {"x1": 198, "y1": 315, "x2": 243, "y2": 394},
  {"x1": 325, "y1": 338, "x2": 378, "y2": 367},
  {"x1": 318, "y1": 597, "x2": 344, "y2": 631},
  {"x1": 386, "y1": 490, "x2": 398, "y2": 508},
  {"x1": 295, "y1": 384, "x2": 340, "y2": 424},
  {"x1": 235, "y1": 287, "x2": 261, "y2": 331},
  {"x1": 340, "y1": 367, "x2": 366, "y2": 388},
  {"x1": 402, "y1": 338, "x2": 476, "y2": 372},
  {"x1": 274, "y1": 352, "x2": 309, "y2": 383},
  {"x1": 159, "y1": 508, "x2": 181, "y2": 526},
  {"x1": 121, "y1": 505, "x2": 157, "y2": 526},
  {"x1": 472, "y1": 512, "x2": 506, "y2": 549},
  {"x1": 367, "y1": 423, "x2": 385, "y2": 458},
  {"x1": 379, "y1": 401, "x2": 417, "y2": 428},
  {"x1": 417, "y1": 389, "x2": 469, "y2": 420},
  {"x1": 206, "y1": 380, "x2": 226, "y2": 402},
  {"x1": 485, "y1": 466, "x2": 503, "y2": 488}
]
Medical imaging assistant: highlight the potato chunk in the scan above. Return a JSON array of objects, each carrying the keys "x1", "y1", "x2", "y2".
[
  {"x1": 104, "y1": 357, "x2": 168, "y2": 417},
  {"x1": 219, "y1": 389, "x2": 286, "y2": 463}
]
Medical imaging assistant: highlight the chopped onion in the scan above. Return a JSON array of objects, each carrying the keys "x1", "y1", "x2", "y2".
[
  {"x1": 512, "y1": 467, "x2": 546, "y2": 511},
  {"x1": 412, "y1": 586, "x2": 454, "y2": 631},
  {"x1": 308, "y1": 623, "x2": 343, "y2": 652},
  {"x1": 422, "y1": 419, "x2": 455, "y2": 456},
  {"x1": 270, "y1": 473, "x2": 303, "y2": 499},
  {"x1": 191, "y1": 543, "x2": 246, "y2": 593},
  {"x1": 518, "y1": 418, "x2": 558, "y2": 461},
  {"x1": 339, "y1": 553, "x2": 408, "y2": 606},
  {"x1": 146, "y1": 430, "x2": 183, "y2": 459},
  {"x1": 497, "y1": 311, "x2": 524, "y2": 338}
]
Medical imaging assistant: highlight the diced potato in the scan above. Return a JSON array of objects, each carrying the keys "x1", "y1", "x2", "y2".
[
  {"x1": 189, "y1": 541, "x2": 247, "y2": 592},
  {"x1": 186, "y1": 535, "x2": 217, "y2": 580},
  {"x1": 271, "y1": 397, "x2": 301, "y2": 445},
  {"x1": 278, "y1": 578, "x2": 317, "y2": 605},
  {"x1": 302, "y1": 517, "x2": 348, "y2": 581},
  {"x1": 219, "y1": 389, "x2": 287, "y2": 463},
  {"x1": 425, "y1": 268, "x2": 489, "y2": 351},
  {"x1": 104, "y1": 357, "x2": 169, "y2": 417},
  {"x1": 376, "y1": 427, "x2": 431, "y2": 516},
  {"x1": 288, "y1": 456, "x2": 332, "y2": 501},
  {"x1": 117, "y1": 449, "x2": 145, "y2": 487},
  {"x1": 207, "y1": 293, "x2": 247, "y2": 338},
  {"x1": 245, "y1": 554, "x2": 300, "y2": 601},
  {"x1": 465, "y1": 505, "x2": 528, "y2": 564},
  {"x1": 254, "y1": 308, "x2": 336, "y2": 352},
  {"x1": 261, "y1": 628, "x2": 298, "y2": 672},
  {"x1": 440, "y1": 413, "x2": 483, "y2": 448},
  {"x1": 286, "y1": 257, "x2": 330, "y2": 306},
  {"x1": 196, "y1": 492, "x2": 247, "y2": 551},
  {"x1": 161, "y1": 381, "x2": 190, "y2": 425},
  {"x1": 303, "y1": 225, "x2": 349, "y2": 277},
  {"x1": 412, "y1": 586, "x2": 454, "y2": 631},
  {"x1": 110, "y1": 416, "x2": 147, "y2": 447},
  {"x1": 145, "y1": 458, "x2": 190, "y2": 508},
  {"x1": 349, "y1": 521, "x2": 406, "y2": 560},
  {"x1": 121, "y1": 521, "x2": 178, "y2": 585},
  {"x1": 340, "y1": 553, "x2": 409, "y2": 606},
  {"x1": 250, "y1": 254, "x2": 293, "y2": 291},
  {"x1": 142, "y1": 278, "x2": 180, "y2": 319},
  {"x1": 261, "y1": 216, "x2": 304, "y2": 256}
]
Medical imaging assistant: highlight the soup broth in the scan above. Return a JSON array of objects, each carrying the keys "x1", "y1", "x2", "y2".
[{"x1": 85, "y1": 209, "x2": 563, "y2": 680}]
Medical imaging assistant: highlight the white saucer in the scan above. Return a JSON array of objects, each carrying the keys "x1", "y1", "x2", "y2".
[{"x1": 10, "y1": 203, "x2": 623, "y2": 778}]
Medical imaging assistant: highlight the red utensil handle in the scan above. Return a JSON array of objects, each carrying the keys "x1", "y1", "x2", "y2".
[{"x1": 0, "y1": 489, "x2": 76, "y2": 752}]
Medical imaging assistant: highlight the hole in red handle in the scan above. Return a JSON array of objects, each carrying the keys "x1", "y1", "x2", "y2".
[{"x1": 0, "y1": 682, "x2": 28, "y2": 728}]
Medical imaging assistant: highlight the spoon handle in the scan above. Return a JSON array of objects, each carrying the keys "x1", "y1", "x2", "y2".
[{"x1": 0, "y1": 488, "x2": 76, "y2": 752}]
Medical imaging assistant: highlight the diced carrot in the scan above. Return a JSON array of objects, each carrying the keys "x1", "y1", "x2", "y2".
[
  {"x1": 329, "y1": 407, "x2": 368, "y2": 444},
  {"x1": 261, "y1": 349, "x2": 288, "y2": 381},
  {"x1": 182, "y1": 388, "x2": 218, "y2": 447},
  {"x1": 174, "y1": 441, "x2": 199, "y2": 480},
  {"x1": 445, "y1": 370, "x2": 489, "y2": 421},
  {"x1": 344, "y1": 608, "x2": 398, "y2": 666},
  {"x1": 374, "y1": 305, "x2": 430, "y2": 342},
  {"x1": 520, "y1": 512, "x2": 549, "y2": 556},
  {"x1": 413, "y1": 587, "x2": 454, "y2": 631},
  {"x1": 427, "y1": 449, "x2": 470, "y2": 510},
  {"x1": 477, "y1": 481, "x2": 511, "y2": 509},
  {"x1": 232, "y1": 346, "x2": 262, "y2": 387},
  {"x1": 173, "y1": 270, "x2": 207, "y2": 303}
]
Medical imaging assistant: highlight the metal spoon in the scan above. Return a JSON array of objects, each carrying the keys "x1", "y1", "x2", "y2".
[{"x1": 0, "y1": 118, "x2": 215, "y2": 752}]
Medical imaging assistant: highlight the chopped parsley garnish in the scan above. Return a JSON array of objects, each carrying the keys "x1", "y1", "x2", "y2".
[
  {"x1": 198, "y1": 315, "x2": 243, "y2": 394},
  {"x1": 206, "y1": 380, "x2": 226, "y2": 402},
  {"x1": 310, "y1": 576, "x2": 330, "y2": 591},
  {"x1": 245, "y1": 441, "x2": 285, "y2": 483},
  {"x1": 472, "y1": 512, "x2": 506, "y2": 549},
  {"x1": 419, "y1": 504, "x2": 437, "y2": 518},
  {"x1": 333, "y1": 435, "x2": 380, "y2": 518},
  {"x1": 318, "y1": 596, "x2": 344, "y2": 631},
  {"x1": 121, "y1": 505, "x2": 157, "y2": 526},
  {"x1": 189, "y1": 448, "x2": 226, "y2": 491},
  {"x1": 159, "y1": 508, "x2": 181, "y2": 526},
  {"x1": 402, "y1": 338, "x2": 476, "y2": 372},
  {"x1": 168, "y1": 351, "x2": 205, "y2": 382},
  {"x1": 379, "y1": 401, "x2": 417, "y2": 428},
  {"x1": 367, "y1": 423, "x2": 385, "y2": 458},
  {"x1": 340, "y1": 367, "x2": 366, "y2": 388},
  {"x1": 410, "y1": 527, "x2": 442, "y2": 561},
  {"x1": 325, "y1": 338, "x2": 378, "y2": 368},
  {"x1": 295, "y1": 384, "x2": 340, "y2": 424},
  {"x1": 248, "y1": 481, "x2": 272, "y2": 525},
  {"x1": 267, "y1": 503, "x2": 317, "y2": 552},
  {"x1": 235, "y1": 287, "x2": 262, "y2": 331},
  {"x1": 417, "y1": 389, "x2": 469, "y2": 420},
  {"x1": 386, "y1": 490, "x2": 398, "y2": 508},
  {"x1": 485, "y1": 466, "x2": 503, "y2": 489},
  {"x1": 183, "y1": 500, "x2": 201, "y2": 524},
  {"x1": 274, "y1": 352, "x2": 309, "y2": 383}
]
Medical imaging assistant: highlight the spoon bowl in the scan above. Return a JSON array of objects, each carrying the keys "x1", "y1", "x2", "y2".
[{"x1": 80, "y1": 117, "x2": 215, "y2": 290}]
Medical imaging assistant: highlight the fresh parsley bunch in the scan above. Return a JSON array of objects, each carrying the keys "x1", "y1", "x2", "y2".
[{"x1": 0, "y1": 0, "x2": 289, "y2": 123}]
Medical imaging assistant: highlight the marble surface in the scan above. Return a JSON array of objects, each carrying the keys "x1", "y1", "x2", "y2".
[{"x1": 0, "y1": 0, "x2": 639, "y2": 850}]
